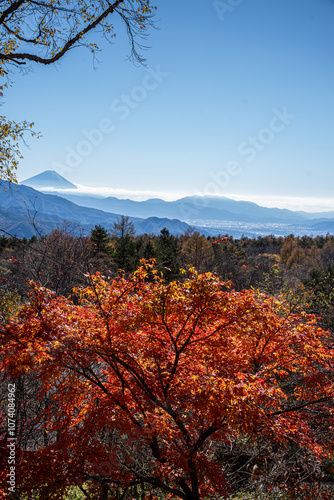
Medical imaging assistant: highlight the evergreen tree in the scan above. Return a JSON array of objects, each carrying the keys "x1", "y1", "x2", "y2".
[
  {"x1": 90, "y1": 225, "x2": 110, "y2": 255},
  {"x1": 111, "y1": 216, "x2": 137, "y2": 272},
  {"x1": 156, "y1": 228, "x2": 180, "y2": 280}
]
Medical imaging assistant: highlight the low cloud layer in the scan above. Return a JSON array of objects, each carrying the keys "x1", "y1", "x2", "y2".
[
  {"x1": 39, "y1": 184, "x2": 334, "y2": 213},
  {"x1": 225, "y1": 194, "x2": 334, "y2": 213},
  {"x1": 40, "y1": 184, "x2": 189, "y2": 202}
]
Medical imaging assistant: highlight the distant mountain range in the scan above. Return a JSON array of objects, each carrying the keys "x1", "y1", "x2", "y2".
[
  {"x1": 47, "y1": 192, "x2": 326, "y2": 225},
  {"x1": 0, "y1": 170, "x2": 330, "y2": 238},
  {"x1": 0, "y1": 181, "x2": 191, "y2": 238}
]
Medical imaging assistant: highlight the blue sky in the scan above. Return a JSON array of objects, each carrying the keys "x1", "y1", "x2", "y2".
[{"x1": 3, "y1": 0, "x2": 334, "y2": 211}]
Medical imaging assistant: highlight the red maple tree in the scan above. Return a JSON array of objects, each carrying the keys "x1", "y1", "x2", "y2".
[{"x1": 1, "y1": 261, "x2": 333, "y2": 499}]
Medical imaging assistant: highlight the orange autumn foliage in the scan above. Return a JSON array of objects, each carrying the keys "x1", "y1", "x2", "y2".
[{"x1": 0, "y1": 260, "x2": 333, "y2": 499}]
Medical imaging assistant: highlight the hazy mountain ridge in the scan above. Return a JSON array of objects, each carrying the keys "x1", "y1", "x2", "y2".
[
  {"x1": 0, "y1": 181, "x2": 194, "y2": 238},
  {"x1": 28, "y1": 171, "x2": 332, "y2": 226},
  {"x1": 46, "y1": 189, "x2": 334, "y2": 233},
  {"x1": 48, "y1": 191, "x2": 309, "y2": 224},
  {"x1": 6, "y1": 171, "x2": 334, "y2": 238}
]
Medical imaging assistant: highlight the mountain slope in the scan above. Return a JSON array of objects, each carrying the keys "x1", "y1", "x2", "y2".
[
  {"x1": 0, "y1": 182, "x2": 193, "y2": 238},
  {"x1": 21, "y1": 170, "x2": 77, "y2": 189}
]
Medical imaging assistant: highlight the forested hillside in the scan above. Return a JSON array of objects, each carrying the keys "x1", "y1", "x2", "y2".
[{"x1": 1, "y1": 220, "x2": 334, "y2": 330}]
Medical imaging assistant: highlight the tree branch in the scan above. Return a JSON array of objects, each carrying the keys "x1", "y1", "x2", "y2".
[
  {"x1": 0, "y1": 0, "x2": 26, "y2": 25},
  {"x1": 0, "y1": 0, "x2": 124, "y2": 65}
]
